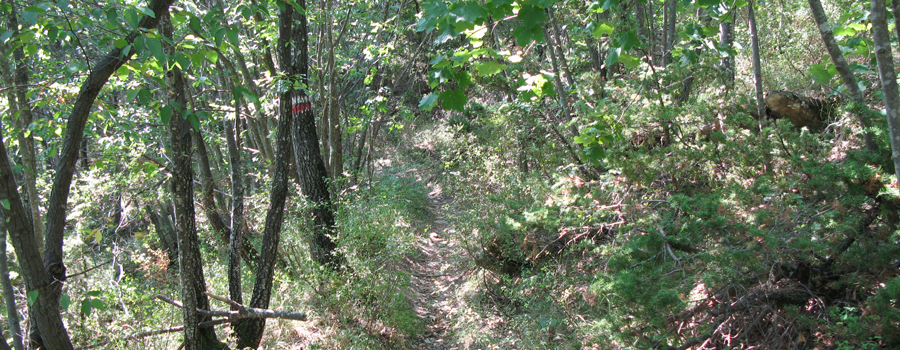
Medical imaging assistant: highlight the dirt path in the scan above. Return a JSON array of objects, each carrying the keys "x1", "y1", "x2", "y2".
[{"x1": 409, "y1": 183, "x2": 467, "y2": 350}]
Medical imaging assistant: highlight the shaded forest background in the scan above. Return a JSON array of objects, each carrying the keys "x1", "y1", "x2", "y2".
[{"x1": 2, "y1": 0, "x2": 900, "y2": 349}]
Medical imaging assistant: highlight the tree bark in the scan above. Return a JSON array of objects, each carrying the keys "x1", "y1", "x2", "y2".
[
  {"x1": 807, "y1": 0, "x2": 878, "y2": 151},
  {"x1": 289, "y1": 0, "x2": 342, "y2": 269},
  {"x1": 192, "y1": 130, "x2": 232, "y2": 240},
  {"x1": 719, "y1": 7, "x2": 735, "y2": 86},
  {"x1": 664, "y1": 0, "x2": 677, "y2": 65},
  {"x1": 0, "y1": 211, "x2": 24, "y2": 350},
  {"x1": 543, "y1": 23, "x2": 576, "y2": 137},
  {"x1": 160, "y1": 12, "x2": 225, "y2": 350},
  {"x1": 234, "y1": 2, "x2": 312, "y2": 347},
  {"x1": 4, "y1": 2, "x2": 43, "y2": 247},
  {"x1": 749, "y1": 1, "x2": 766, "y2": 124},
  {"x1": 225, "y1": 97, "x2": 245, "y2": 323},
  {"x1": 871, "y1": 0, "x2": 900, "y2": 181}
]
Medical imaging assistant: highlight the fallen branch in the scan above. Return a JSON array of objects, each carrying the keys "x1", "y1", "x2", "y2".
[{"x1": 74, "y1": 294, "x2": 306, "y2": 349}]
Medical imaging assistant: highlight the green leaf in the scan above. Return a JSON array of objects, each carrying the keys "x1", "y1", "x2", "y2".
[
  {"x1": 137, "y1": 88, "x2": 152, "y2": 104},
  {"x1": 605, "y1": 47, "x2": 620, "y2": 68},
  {"x1": 186, "y1": 112, "x2": 201, "y2": 131},
  {"x1": 91, "y1": 299, "x2": 106, "y2": 311},
  {"x1": 833, "y1": 26, "x2": 856, "y2": 37},
  {"x1": 205, "y1": 50, "x2": 219, "y2": 64},
  {"x1": 619, "y1": 54, "x2": 640, "y2": 69},
  {"x1": 592, "y1": 23, "x2": 614, "y2": 38},
  {"x1": 189, "y1": 16, "x2": 202, "y2": 34},
  {"x1": 419, "y1": 93, "x2": 440, "y2": 111},
  {"x1": 450, "y1": 1, "x2": 488, "y2": 24},
  {"x1": 85, "y1": 291, "x2": 102, "y2": 297},
  {"x1": 133, "y1": 35, "x2": 145, "y2": 53},
  {"x1": 21, "y1": 9, "x2": 40, "y2": 25},
  {"x1": 226, "y1": 28, "x2": 240, "y2": 47},
  {"x1": 136, "y1": 6, "x2": 155, "y2": 18},
  {"x1": 81, "y1": 299, "x2": 92, "y2": 316},
  {"x1": 417, "y1": 0, "x2": 449, "y2": 31},
  {"x1": 511, "y1": 4, "x2": 546, "y2": 46},
  {"x1": 454, "y1": 70, "x2": 473, "y2": 89},
  {"x1": 0, "y1": 31, "x2": 13, "y2": 44},
  {"x1": 240, "y1": 89, "x2": 260, "y2": 106},
  {"x1": 809, "y1": 63, "x2": 835, "y2": 85},
  {"x1": 145, "y1": 37, "x2": 165, "y2": 65},
  {"x1": 24, "y1": 44, "x2": 39, "y2": 56},
  {"x1": 485, "y1": 0, "x2": 514, "y2": 18},
  {"x1": 160, "y1": 105, "x2": 173, "y2": 124},
  {"x1": 0, "y1": 199, "x2": 9, "y2": 210},
  {"x1": 430, "y1": 54, "x2": 448, "y2": 66},
  {"x1": 512, "y1": 24, "x2": 544, "y2": 47},
  {"x1": 113, "y1": 38, "x2": 128, "y2": 49},
  {"x1": 27, "y1": 291, "x2": 38, "y2": 306},
  {"x1": 440, "y1": 88, "x2": 468, "y2": 111},
  {"x1": 613, "y1": 30, "x2": 639, "y2": 51},
  {"x1": 475, "y1": 61, "x2": 507, "y2": 76},
  {"x1": 174, "y1": 52, "x2": 191, "y2": 70},
  {"x1": 60, "y1": 294, "x2": 70, "y2": 311}
]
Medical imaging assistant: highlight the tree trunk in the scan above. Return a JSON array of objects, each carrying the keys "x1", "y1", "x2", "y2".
[
  {"x1": 719, "y1": 7, "x2": 735, "y2": 86},
  {"x1": 225, "y1": 97, "x2": 245, "y2": 322},
  {"x1": 289, "y1": 0, "x2": 343, "y2": 269},
  {"x1": 664, "y1": 0, "x2": 676, "y2": 65},
  {"x1": 0, "y1": 211, "x2": 24, "y2": 350},
  {"x1": 871, "y1": 0, "x2": 900, "y2": 181},
  {"x1": 148, "y1": 202, "x2": 178, "y2": 264},
  {"x1": 4, "y1": 0, "x2": 43, "y2": 250},
  {"x1": 192, "y1": 129, "x2": 232, "y2": 241},
  {"x1": 807, "y1": 0, "x2": 878, "y2": 151},
  {"x1": 160, "y1": 12, "x2": 225, "y2": 350},
  {"x1": 547, "y1": 7, "x2": 574, "y2": 87},
  {"x1": 0, "y1": 1, "x2": 175, "y2": 348},
  {"x1": 234, "y1": 2, "x2": 315, "y2": 348},
  {"x1": 543, "y1": 24, "x2": 576, "y2": 137},
  {"x1": 324, "y1": 0, "x2": 344, "y2": 181},
  {"x1": 749, "y1": 1, "x2": 766, "y2": 124}
]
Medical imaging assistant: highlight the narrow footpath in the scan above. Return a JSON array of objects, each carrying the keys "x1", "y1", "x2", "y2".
[{"x1": 409, "y1": 182, "x2": 467, "y2": 350}]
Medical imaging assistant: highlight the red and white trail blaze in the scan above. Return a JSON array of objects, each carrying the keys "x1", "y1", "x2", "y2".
[{"x1": 291, "y1": 94, "x2": 312, "y2": 116}]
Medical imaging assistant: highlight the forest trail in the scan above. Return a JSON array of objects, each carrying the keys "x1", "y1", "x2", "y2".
[{"x1": 408, "y1": 182, "x2": 467, "y2": 350}]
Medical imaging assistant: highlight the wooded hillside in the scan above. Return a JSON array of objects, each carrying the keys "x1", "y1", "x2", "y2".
[{"x1": 2, "y1": 0, "x2": 900, "y2": 349}]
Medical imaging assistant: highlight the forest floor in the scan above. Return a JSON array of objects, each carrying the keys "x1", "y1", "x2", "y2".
[{"x1": 408, "y1": 181, "x2": 468, "y2": 350}]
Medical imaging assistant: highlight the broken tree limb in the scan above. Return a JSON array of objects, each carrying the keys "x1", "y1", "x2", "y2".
[{"x1": 72, "y1": 295, "x2": 306, "y2": 350}]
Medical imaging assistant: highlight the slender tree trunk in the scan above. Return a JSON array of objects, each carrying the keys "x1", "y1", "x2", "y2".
[
  {"x1": 148, "y1": 202, "x2": 178, "y2": 264},
  {"x1": 635, "y1": 0, "x2": 649, "y2": 51},
  {"x1": 547, "y1": 7, "x2": 574, "y2": 87},
  {"x1": 323, "y1": 0, "x2": 344, "y2": 180},
  {"x1": 290, "y1": 0, "x2": 342, "y2": 269},
  {"x1": 892, "y1": 0, "x2": 900, "y2": 43},
  {"x1": 192, "y1": 129, "x2": 231, "y2": 239},
  {"x1": 234, "y1": 2, "x2": 317, "y2": 347},
  {"x1": 871, "y1": 0, "x2": 900, "y2": 180},
  {"x1": 160, "y1": 12, "x2": 224, "y2": 350},
  {"x1": 664, "y1": 0, "x2": 676, "y2": 65},
  {"x1": 749, "y1": 1, "x2": 766, "y2": 124},
  {"x1": 0, "y1": 212, "x2": 24, "y2": 350},
  {"x1": 677, "y1": 8, "x2": 707, "y2": 107},
  {"x1": 807, "y1": 0, "x2": 878, "y2": 151},
  {"x1": 4, "y1": 0, "x2": 43, "y2": 249},
  {"x1": 225, "y1": 98, "x2": 245, "y2": 326},
  {"x1": 543, "y1": 24, "x2": 576, "y2": 137},
  {"x1": 719, "y1": 6, "x2": 735, "y2": 86},
  {"x1": 0, "y1": 1, "x2": 175, "y2": 348}
]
